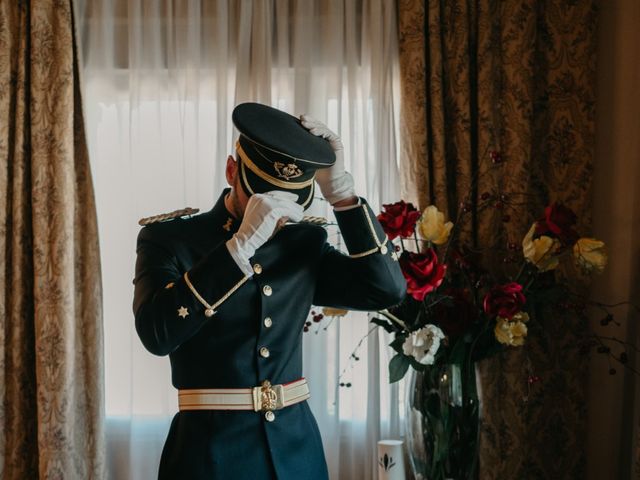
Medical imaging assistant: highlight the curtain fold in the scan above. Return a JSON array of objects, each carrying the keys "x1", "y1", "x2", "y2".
[
  {"x1": 0, "y1": 1, "x2": 105, "y2": 478},
  {"x1": 588, "y1": 1, "x2": 640, "y2": 478},
  {"x1": 398, "y1": 0, "x2": 597, "y2": 477},
  {"x1": 76, "y1": 1, "x2": 401, "y2": 478}
]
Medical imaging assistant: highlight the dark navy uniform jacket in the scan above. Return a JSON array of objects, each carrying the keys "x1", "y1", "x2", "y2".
[{"x1": 133, "y1": 189, "x2": 406, "y2": 479}]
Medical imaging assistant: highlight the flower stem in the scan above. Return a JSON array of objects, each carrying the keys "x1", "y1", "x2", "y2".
[
  {"x1": 592, "y1": 335, "x2": 640, "y2": 353},
  {"x1": 378, "y1": 309, "x2": 409, "y2": 331},
  {"x1": 514, "y1": 261, "x2": 527, "y2": 283}
]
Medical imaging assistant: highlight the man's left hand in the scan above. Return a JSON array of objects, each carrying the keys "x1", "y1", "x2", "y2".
[{"x1": 300, "y1": 115, "x2": 356, "y2": 206}]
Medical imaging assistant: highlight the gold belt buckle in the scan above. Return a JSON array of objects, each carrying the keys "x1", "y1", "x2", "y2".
[{"x1": 253, "y1": 380, "x2": 285, "y2": 412}]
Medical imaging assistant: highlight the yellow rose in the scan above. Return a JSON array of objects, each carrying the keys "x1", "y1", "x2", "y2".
[
  {"x1": 494, "y1": 311, "x2": 530, "y2": 347},
  {"x1": 418, "y1": 205, "x2": 454, "y2": 245},
  {"x1": 573, "y1": 238, "x2": 607, "y2": 274},
  {"x1": 322, "y1": 307, "x2": 349, "y2": 317},
  {"x1": 522, "y1": 223, "x2": 560, "y2": 271}
]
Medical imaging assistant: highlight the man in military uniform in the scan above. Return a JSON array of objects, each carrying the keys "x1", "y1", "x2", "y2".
[{"x1": 133, "y1": 103, "x2": 406, "y2": 479}]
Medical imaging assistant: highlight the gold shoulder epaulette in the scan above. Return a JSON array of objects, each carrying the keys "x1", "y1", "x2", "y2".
[
  {"x1": 285, "y1": 216, "x2": 329, "y2": 226},
  {"x1": 300, "y1": 215, "x2": 328, "y2": 226},
  {"x1": 138, "y1": 208, "x2": 200, "y2": 226}
]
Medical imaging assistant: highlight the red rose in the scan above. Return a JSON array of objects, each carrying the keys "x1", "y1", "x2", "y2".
[
  {"x1": 399, "y1": 249, "x2": 446, "y2": 301},
  {"x1": 377, "y1": 201, "x2": 421, "y2": 240},
  {"x1": 535, "y1": 202, "x2": 579, "y2": 246},
  {"x1": 483, "y1": 282, "x2": 526, "y2": 319}
]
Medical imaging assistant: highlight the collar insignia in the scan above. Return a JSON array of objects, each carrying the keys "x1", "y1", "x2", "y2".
[
  {"x1": 223, "y1": 218, "x2": 233, "y2": 232},
  {"x1": 273, "y1": 162, "x2": 303, "y2": 180}
]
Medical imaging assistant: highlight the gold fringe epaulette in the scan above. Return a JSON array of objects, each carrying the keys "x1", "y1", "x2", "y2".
[
  {"x1": 138, "y1": 208, "x2": 200, "y2": 226},
  {"x1": 285, "y1": 216, "x2": 329, "y2": 226},
  {"x1": 300, "y1": 215, "x2": 328, "y2": 226}
]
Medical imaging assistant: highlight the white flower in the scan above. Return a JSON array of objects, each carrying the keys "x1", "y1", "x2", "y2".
[{"x1": 402, "y1": 325, "x2": 445, "y2": 365}]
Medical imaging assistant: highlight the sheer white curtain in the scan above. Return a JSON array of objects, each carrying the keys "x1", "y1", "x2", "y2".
[{"x1": 75, "y1": 1, "x2": 403, "y2": 478}]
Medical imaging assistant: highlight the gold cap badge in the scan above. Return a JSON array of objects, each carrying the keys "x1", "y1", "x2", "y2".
[{"x1": 273, "y1": 162, "x2": 303, "y2": 180}]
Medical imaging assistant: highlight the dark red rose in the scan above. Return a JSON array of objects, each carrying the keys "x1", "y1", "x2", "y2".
[
  {"x1": 433, "y1": 288, "x2": 477, "y2": 339},
  {"x1": 483, "y1": 282, "x2": 526, "y2": 319},
  {"x1": 399, "y1": 249, "x2": 446, "y2": 301},
  {"x1": 377, "y1": 201, "x2": 421, "y2": 240},
  {"x1": 535, "y1": 202, "x2": 579, "y2": 246}
]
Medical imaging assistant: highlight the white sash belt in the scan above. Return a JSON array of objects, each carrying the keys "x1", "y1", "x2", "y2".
[{"x1": 178, "y1": 378, "x2": 310, "y2": 412}]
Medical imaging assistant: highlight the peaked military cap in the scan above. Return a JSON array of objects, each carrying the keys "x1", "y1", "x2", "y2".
[{"x1": 232, "y1": 102, "x2": 336, "y2": 209}]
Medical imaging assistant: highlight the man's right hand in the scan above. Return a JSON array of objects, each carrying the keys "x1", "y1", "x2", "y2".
[
  {"x1": 226, "y1": 191, "x2": 304, "y2": 275},
  {"x1": 300, "y1": 115, "x2": 356, "y2": 206}
]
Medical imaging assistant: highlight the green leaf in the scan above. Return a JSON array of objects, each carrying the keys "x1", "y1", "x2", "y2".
[
  {"x1": 407, "y1": 355, "x2": 427, "y2": 371},
  {"x1": 370, "y1": 317, "x2": 395, "y2": 333},
  {"x1": 388, "y1": 335, "x2": 406, "y2": 353},
  {"x1": 388, "y1": 353, "x2": 411, "y2": 383}
]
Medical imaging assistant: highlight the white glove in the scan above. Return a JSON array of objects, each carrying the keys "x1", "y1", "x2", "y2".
[
  {"x1": 300, "y1": 115, "x2": 356, "y2": 205},
  {"x1": 226, "y1": 191, "x2": 304, "y2": 276}
]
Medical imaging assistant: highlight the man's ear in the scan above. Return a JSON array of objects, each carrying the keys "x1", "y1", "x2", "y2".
[{"x1": 225, "y1": 155, "x2": 237, "y2": 185}]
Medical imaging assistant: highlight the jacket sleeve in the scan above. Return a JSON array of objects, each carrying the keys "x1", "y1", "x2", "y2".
[
  {"x1": 313, "y1": 199, "x2": 406, "y2": 310},
  {"x1": 133, "y1": 226, "x2": 249, "y2": 356}
]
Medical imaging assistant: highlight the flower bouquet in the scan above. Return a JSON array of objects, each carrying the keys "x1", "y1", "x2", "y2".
[{"x1": 370, "y1": 184, "x2": 626, "y2": 479}]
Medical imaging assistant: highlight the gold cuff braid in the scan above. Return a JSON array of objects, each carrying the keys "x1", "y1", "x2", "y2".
[{"x1": 348, "y1": 204, "x2": 389, "y2": 258}]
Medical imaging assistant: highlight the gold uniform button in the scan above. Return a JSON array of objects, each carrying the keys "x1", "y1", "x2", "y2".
[
  {"x1": 262, "y1": 285, "x2": 273, "y2": 296},
  {"x1": 253, "y1": 263, "x2": 263, "y2": 275},
  {"x1": 259, "y1": 347, "x2": 270, "y2": 358},
  {"x1": 265, "y1": 411, "x2": 275, "y2": 422},
  {"x1": 264, "y1": 317, "x2": 273, "y2": 328},
  {"x1": 380, "y1": 244, "x2": 388, "y2": 255}
]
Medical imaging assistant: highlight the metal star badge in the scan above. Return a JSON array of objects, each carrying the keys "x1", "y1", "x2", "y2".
[{"x1": 177, "y1": 306, "x2": 189, "y2": 318}]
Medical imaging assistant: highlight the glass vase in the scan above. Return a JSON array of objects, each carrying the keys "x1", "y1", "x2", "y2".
[{"x1": 404, "y1": 362, "x2": 480, "y2": 480}]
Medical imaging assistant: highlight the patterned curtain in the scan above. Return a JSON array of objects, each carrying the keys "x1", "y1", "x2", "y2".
[
  {"x1": 398, "y1": 0, "x2": 597, "y2": 478},
  {"x1": 0, "y1": 1, "x2": 105, "y2": 478}
]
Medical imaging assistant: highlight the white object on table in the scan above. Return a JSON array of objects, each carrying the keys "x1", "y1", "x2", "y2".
[{"x1": 377, "y1": 439, "x2": 406, "y2": 480}]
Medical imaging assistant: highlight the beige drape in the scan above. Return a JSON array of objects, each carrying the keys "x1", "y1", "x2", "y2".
[
  {"x1": 0, "y1": 1, "x2": 105, "y2": 478},
  {"x1": 398, "y1": 0, "x2": 597, "y2": 477}
]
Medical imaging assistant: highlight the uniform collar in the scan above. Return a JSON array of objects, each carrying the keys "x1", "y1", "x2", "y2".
[{"x1": 207, "y1": 188, "x2": 240, "y2": 237}]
